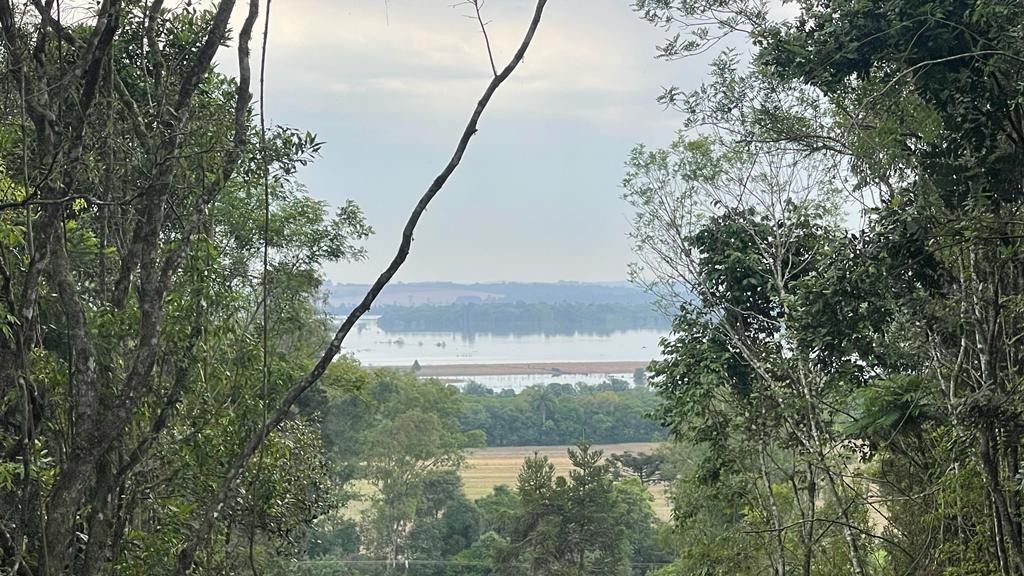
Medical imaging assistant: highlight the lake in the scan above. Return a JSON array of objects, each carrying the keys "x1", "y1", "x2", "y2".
[{"x1": 340, "y1": 319, "x2": 666, "y2": 391}]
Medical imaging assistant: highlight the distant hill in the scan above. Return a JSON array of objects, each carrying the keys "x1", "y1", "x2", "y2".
[{"x1": 325, "y1": 281, "x2": 655, "y2": 307}]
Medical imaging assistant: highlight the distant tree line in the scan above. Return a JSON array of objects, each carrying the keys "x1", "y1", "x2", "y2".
[
  {"x1": 366, "y1": 302, "x2": 670, "y2": 334},
  {"x1": 458, "y1": 380, "x2": 665, "y2": 446},
  {"x1": 327, "y1": 281, "x2": 658, "y2": 306}
]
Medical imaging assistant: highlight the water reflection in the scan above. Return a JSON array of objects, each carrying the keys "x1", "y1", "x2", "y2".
[
  {"x1": 341, "y1": 321, "x2": 664, "y2": 369},
  {"x1": 446, "y1": 373, "x2": 633, "y2": 393}
]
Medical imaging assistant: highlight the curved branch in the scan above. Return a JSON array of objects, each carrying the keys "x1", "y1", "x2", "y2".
[{"x1": 174, "y1": 0, "x2": 549, "y2": 572}]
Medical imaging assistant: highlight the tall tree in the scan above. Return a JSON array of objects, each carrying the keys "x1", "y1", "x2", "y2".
[
  {"x1": 355, "y1": 371, "x2": 468, "y2": 565},
  {"x1": 0, "y1": 0, "x2": 550, "y2": 574},
  {"x1": 629, "y1": 0, "x2": 1024, "y2": 573},
  {"x1": 626, "y1": 132, "x2": 876, "y2": 574},
  {"x1": 506, "y1": 445, "x2": 633, "y2": 576}
]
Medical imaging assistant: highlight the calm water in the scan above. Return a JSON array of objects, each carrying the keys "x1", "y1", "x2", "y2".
[
  {"x1": 341, "y1": 319, "x2": 664, "y2": 368},
  {"x1": 443, "y1": 373, "x2": 635, "y2": 393}
]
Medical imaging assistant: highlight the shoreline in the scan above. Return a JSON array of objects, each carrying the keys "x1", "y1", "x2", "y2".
[{"x1": 408, "y1": 360, "x2": 651, "y2": 377}]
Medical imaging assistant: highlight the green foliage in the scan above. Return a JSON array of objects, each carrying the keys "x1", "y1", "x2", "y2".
[
  {"x1": 476, "y1": 485, "x2": 520, "y2": 539},
  {"x1": 628, "y1": 0, "x2": 1024, "y2": 574},
  {"x1": 608, "y1": 451, "x2": 665, "y2": 486},
  {"x1": 447, "y1": 531, "x2": 511, "y2": 576},
  {"x1": 501, "y1": 445, "x2": 665, "y2": 575},
  {"x1": 307, "y1": 369, "x2": 670, "y2": 574},
  {"x1": 317, "y1": 368, "x2": 472, "y2": 564},
  {"x1": 459, "y1": 381, "x2": 665, "y2": 446},
  {"x1": 0, "y1": 3, "x2": 369, "y2": 572}
]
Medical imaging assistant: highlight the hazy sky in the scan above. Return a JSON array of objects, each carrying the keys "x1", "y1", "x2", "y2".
[{"x1": 241, "y1": 0, "x2": 710, "y2": 283}]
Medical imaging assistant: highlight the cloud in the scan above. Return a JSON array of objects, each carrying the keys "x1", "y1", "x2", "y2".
[
  {"x1": 214, "y1": 0, "x2": 708, "y2": 282},
  {"x1": 228, "y1": 0, "x2": 690, "y2": 135}
]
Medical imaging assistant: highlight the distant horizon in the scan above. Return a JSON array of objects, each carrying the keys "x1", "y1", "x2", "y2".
[
  {"x1": 325, "y1": 279, "x2": 654, "y2": 307},
  {"x1": 324, "y1": 279, "x2": 636, "y2": 286}
]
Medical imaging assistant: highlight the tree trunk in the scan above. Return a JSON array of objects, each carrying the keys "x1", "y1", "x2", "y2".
[
  {"x1": 803, "y1": 461, "x2": 816, "y2": 576},
  {"x1": 981, "y1": 428, "x2": 1024, "y2": 575},
  {"x1": 759, "y1": 443, "x2": 786, "y2": 576},
  {"x1": 994, "y1": 492, "x2": 1012, "y2": 576},
  {"x1": 822, "y1": 468, "x2": 866, "y2": 576}
]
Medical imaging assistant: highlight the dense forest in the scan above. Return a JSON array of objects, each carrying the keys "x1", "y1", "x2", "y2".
[
  {"x1": 305, "y1": 365, "x2": 672, "y2": 576},
  {"x1": 369, "y1": 302, "x2": 670, "y2": 335},
  {"x1": 1, "y1": 0, "x2": 1023, "y2": 575}
]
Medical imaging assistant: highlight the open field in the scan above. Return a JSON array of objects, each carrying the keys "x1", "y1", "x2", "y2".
[
  {"x1": 347, "y1": 443, "x2": 672, "y2": 521},
  {"x1": 464, "y1": 442, "x2": 671, "y2": 520},
  {"x1": 415, "y1": 361, "x2": 650, "y2": 377}
]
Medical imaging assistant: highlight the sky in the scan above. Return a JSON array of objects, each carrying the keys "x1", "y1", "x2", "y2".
[{"x1": 231, "y1": 0, "x2": 711, "y2": 283}]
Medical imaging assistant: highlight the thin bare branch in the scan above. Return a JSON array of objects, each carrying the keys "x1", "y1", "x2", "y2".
[{"x1": 174, "y1": 1, "x2": 549, "y2": 572}]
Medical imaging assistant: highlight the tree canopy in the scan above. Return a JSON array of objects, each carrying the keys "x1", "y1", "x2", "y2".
[
  {"x1": 626, "y1": 0, "x2": 1024, "y2": 574},
  {"x1": 0, "y1": 0, "x2": 550, "y2": 574}
]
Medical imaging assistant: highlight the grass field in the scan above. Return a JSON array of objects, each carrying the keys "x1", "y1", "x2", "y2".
[
  {"x1": 463, "y1": 442, "x2": 671, "y2": 519},
  {"x1": 347, "y1": 442, "x2": 672, "y2": 521}
]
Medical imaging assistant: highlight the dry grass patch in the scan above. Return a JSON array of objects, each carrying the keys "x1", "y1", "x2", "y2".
[
  {"x1": 463, "y1": 442, "x2": 671, "y2": 520},
  {"x1": 343, "y1": 442, "x2": 672, "y2": 521}
]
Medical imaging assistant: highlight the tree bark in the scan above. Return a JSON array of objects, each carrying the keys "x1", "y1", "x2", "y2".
[
  {"x1": 759, "y1": 442, "x2": 786, "y2": 576},
  {"x1": 981, "y1": 428, "x2": 1024, "y2": 575},
  {"x1": 803, "y1": 461, "x2": 816, "y2": 576},
  {"x1": 821, "y1": 468, "x2": 867, "y2": 576}
]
